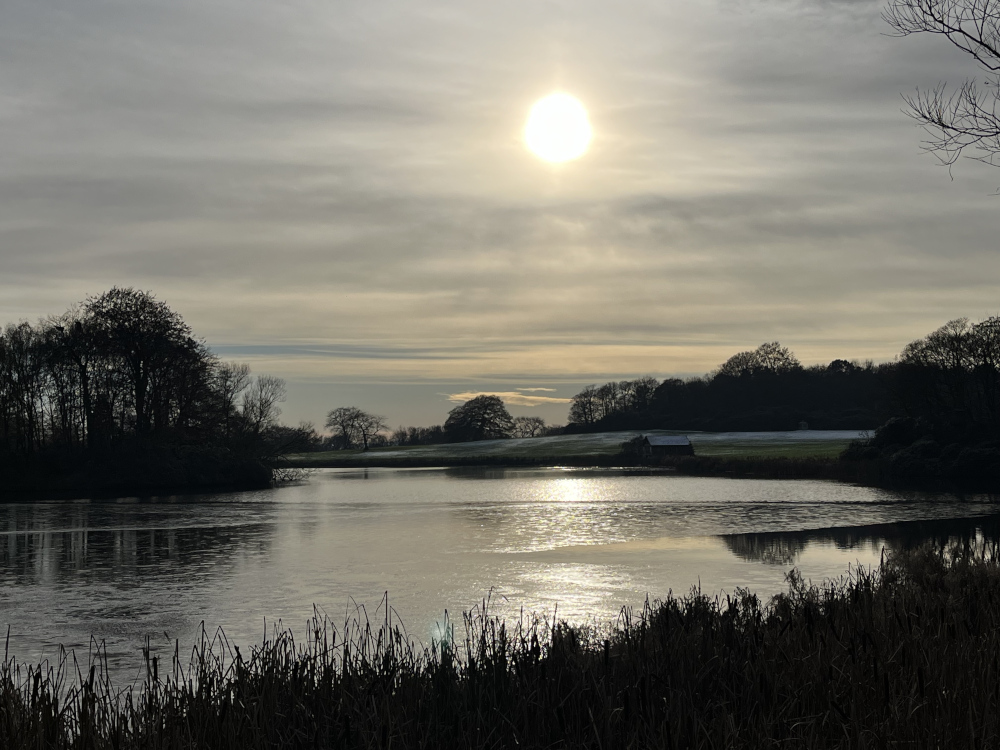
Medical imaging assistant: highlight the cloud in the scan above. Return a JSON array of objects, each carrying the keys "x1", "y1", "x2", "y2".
[
  {"x1": 517, "y1": 387, "x2": 557, "y2": 392},
  {"x1": 2, "y1": 0, "x2": 998, "y2": 428},
  {"x1": 445, "y1": 391, "x2": 573, "y2": 407}
]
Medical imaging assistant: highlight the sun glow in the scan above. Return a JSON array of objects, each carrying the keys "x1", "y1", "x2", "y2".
[{"x1": 524, "y1": 93, "x2": 592, "y2": 163}]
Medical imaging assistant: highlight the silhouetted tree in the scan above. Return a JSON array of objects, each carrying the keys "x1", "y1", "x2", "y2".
[
  {"x1": 355, "y1": 411, "x2": 388, "y2": 450},
  {"x1": 564, "y1": 345, "x2": 883, "y2": 433},
  {"x1": 83, "y1": 287, "x2": 210, "y2": 435},
  {"x1": 444, "y1": 395, "x2": 514, "y2": 442},
  {"x1": 568, "y1": 377, "x2": 661, "y2": 428},
  {"x1": 890, "y1": 316, "x2": 1000, "y2": 432},
  {"x1": 0, "y1": 289, "x2": 295, "y2": 490},
  {"x1": 213, "y1": 362, "x2": 252, "y2": 441},
  {"x1": 325, "y1": 407, "x2": 387, "y2": 450},
  {"x1": 326, "y1": 407, "x2": 362, "y2": 449},
  {"x1": 512, "y1": 415, "x2": 546, "y2": 438},
  {"x1": 568, "y1": 385, "x2": 599, "y2": 426},
  {"x1": 0, "y1": 323, "x2": 46, "y2": 456},
  {"x1": 716, "y1": 342, "x2": 801, "y2": 378},
  {"x1": 241, "y1": 375, "x2": 286, "y2": 439}
]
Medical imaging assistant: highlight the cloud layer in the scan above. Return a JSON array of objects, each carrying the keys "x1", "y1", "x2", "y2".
[{"x1": 2, "y1": 0, "x2": 997, "y2": 425}]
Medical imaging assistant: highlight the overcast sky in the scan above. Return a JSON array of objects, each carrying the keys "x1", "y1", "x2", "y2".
[{"x1": 2, "y1": 0, "x2": 997, "y2": 427}]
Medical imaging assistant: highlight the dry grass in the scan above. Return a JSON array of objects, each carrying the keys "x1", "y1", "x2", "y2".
[{"x1": 4, "y1": 544, "x2": 1000, "y2": 748}]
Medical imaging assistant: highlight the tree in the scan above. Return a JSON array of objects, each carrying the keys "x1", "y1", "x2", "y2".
[
  {"x1": 324, "y1": 406, "x2": 387, "y2": 450},
  {"x1": 355, "y1": 410, "x2": 388, "y2": 450},
  {"x1": 0, "y1": 289, "x2": 300, "y2": 490},
  {"x1": 83, "y1": 287, "x2": 209, "y2": 435},
  {"x1": 241, "y1": 375, "x2": 286, "y2": 438},
  {"x1": 326, "y1": 407, "x2": 361, "y2": 449},
  {"x1": 716, "y1": 342, "x2": 801, "y2": 378},
  {"x1": 894, "y1": 316, "x2": 1000, "y2": 429},
  {"x1": 444, "y1": 395, "x2": 514, "y2": 442},
  {"x1": 512, "y1": 415, "x2": 546, "y2": 438},
  {"x1": 568, "y1": 385, "x2": 599, "y2": 425},
  {"x1": 886, "y1": 0, "x2": 1000, "y2": 166},
  {"x1": 213, "y1": 362, "x2": 251, "y2": 440}
]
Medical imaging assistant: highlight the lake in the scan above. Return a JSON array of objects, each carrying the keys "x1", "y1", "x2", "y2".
[{"x1": 1, "y1": 467, "x2": 997, "y2": 683}]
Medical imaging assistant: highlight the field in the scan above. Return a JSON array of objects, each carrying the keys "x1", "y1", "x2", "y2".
[{"x1": 288, "y1": 429, "x2": 863, "y2": 467}]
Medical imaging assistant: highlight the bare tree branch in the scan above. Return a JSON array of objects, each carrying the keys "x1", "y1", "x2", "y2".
[{"x1": 886, "y1": 0, "x2": 1000, "y2": 166}]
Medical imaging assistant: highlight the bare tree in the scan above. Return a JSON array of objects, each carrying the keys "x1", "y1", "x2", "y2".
[
  {"x1": 241, "y1": 375, "x2": 286, "y2": 438},
  {"x1": 568, "y1": 385, "x2": 599, "y2": 425},
  {"x1": 512, "y1": 415, "x2": 546, "y2": 438},
  {"x1": 355, "y1": 410, "x2": 388, "y2": 451},
  {"x1": 213, "y1": 362, "x2": 251, "y2": 440},
  {"x1": 325, "y1": 406, "x2": 387, "y2": 450},
  {"x1": 886, "y1": 0, "x2": 1000, "y2": 166},
  {"x1": 325, "y1": 406, "x2": 362, "y2": 449}
]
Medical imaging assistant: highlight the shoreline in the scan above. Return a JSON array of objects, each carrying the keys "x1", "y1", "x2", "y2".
[
  {"x1": 288, "y1": 453, "x2": 1000, "y2": 494},
  {"x1": 4, "y1": 455, "x2": 994, "y2": 497}
]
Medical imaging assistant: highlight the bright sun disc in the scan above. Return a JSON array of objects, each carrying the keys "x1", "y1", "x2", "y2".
[{"x1": 524, "y1": 93, "x2": 591, "y2": 163}]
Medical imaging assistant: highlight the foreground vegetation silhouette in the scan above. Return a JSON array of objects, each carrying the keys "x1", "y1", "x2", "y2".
[{"x1": 3, "y1": 545, "x2": 1000, "y2": 748}]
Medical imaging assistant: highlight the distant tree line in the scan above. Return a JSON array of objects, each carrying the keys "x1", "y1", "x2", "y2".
[
  {"x1": 567, "y1": 344, "x2": 884, "y2": 433},
  {"x1": 838, "y1": 317, "x2": 1000, "y2": 489},
  {"x1": 0, "y1": 288, "x2": 309, "y2": 490},
  {"x1": 564, "y1": 317, "x2": 1000, "y2": 440},
  {"x1": 319, "y1": 396, "x2": 560, "y2": 450},
  {"x1": 313, "y1": 316, "x2": 1000, "y2": 459}
]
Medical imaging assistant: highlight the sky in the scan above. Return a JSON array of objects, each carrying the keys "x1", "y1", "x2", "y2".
[{"x1": 2, "y1": 0, "x2": 998, "y2": 429}]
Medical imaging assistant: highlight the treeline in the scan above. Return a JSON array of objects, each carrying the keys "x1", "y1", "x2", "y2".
[
  {"x1": 567, "y1": 319, "x2": 1000, "y2": 435},
  {"x1": 568, "y1": 342, "x2": 884, "y2": 433},
  {"x1": 0, "y1": 288, "x2": 308, "y2": 491},
  {"x1": 838, "y1": 317, "x2": 1000, "y2": 489},
  {"x1": 319, "y1": 397, "x2": 556, "y2": 450},
  {"x1": 319, "y1": 316, "x2": 1000, "y2": 454},
  {"x1": 562, "y1": 316, "x2": 1000, "y2": 490}
]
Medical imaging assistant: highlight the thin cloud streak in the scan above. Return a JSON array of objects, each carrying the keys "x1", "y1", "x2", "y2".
[{"x1": 445, "y1": 391, "x2": 573, "y2": 407}]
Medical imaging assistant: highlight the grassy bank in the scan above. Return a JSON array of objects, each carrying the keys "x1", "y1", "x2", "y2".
[
  {"x1": 289, "y1": 429, "x2": 859, "y2": 468},
  {"x1": 4, "y1": 545, "x2": 1000, "y2": 748}
]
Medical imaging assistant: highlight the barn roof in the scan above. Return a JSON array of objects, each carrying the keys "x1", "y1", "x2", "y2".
[{"x1": 643, "y1": 435, "x2": 691, "y2": 446}]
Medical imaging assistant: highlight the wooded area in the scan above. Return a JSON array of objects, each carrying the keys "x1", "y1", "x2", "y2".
[
  {"x1": 0, "y1": 288, "x2": 304, "y2": 492},
  {"x1": 565, "y1": 318, "x2": 1000, "y2": 438}
]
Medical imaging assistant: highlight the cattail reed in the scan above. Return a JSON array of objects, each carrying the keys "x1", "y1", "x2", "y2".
[{"x1": 4, "y1": 543, "x2": 1000, "y2": 748}]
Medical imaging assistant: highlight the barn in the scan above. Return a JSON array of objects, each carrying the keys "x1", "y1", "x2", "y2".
[{"x1": 641, "y1": 434, "x2": 694, "y2": 457}]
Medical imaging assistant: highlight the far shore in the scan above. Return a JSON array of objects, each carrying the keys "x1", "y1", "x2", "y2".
[
  {"x1": 285, "y1": 428, "x2": 999, "y2": 493},
  {"x1": 288, "y1": 428, "x2": 859, "y2": 467},
  {"x1": 285, "y1": 428, "x2": 878, "y2": 484}
]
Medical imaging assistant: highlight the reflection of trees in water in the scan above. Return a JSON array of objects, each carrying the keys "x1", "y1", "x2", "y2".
[
  {"x1": 721, "y1": 515, "x2": 1000, "y2": 565},
  {"x1": 0, "y1": 501, "x2": 276, "y2": 583},
  {"x1": 722, "y1": 536, "x2": 807, "y2": 565}
]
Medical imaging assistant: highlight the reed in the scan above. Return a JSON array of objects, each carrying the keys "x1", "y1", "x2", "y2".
[{"x1": 4, "y1": 543, "x2": 1000, "y2": 748}]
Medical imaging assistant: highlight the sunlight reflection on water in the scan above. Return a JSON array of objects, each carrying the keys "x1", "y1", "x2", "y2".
[{"x1": 1, "y1": 467, "x2": 998, "y2": 680}]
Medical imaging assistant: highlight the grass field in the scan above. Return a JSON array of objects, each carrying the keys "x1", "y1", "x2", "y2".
[{"x1": 288, "y1": 429, "x2": 863, "y2": 467}]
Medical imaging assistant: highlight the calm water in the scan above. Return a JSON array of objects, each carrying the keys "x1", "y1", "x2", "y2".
[{"x1": 1, "y1": 467, "x2": 998, "y2": 682}]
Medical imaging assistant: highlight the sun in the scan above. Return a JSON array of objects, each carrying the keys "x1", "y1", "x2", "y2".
[{"x1": 524, "y1": 93, "x2": 592, "y2": 163}]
